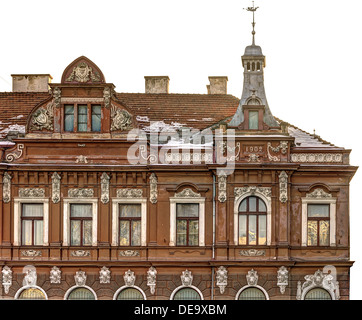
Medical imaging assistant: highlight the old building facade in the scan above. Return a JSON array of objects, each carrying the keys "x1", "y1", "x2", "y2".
[{"x1": 0, "y1": 29, "x2": 357, "y2": 300}]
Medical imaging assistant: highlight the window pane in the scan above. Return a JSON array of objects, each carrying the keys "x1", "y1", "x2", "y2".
[
  {"x1": 307, "y1": 220, "x2": 318, "y2": 246},
  {"x1": 188, "y1": 220, "x2": 199, "y2": 246},
  {"x1": 34, "y1": 220, "x2": 43, "y2": 245},
  {"x1": 119, "y1": 204, "x2": 141, "y2": 218},
  {"x1": 77, "y1": 105, "x2": 88, "y2": 132},
  {"x1": 176, "y1": 219, "x2": 187, "y2": 245},
  {"x1": 248, "y1": 215, "x2": 257, "y2": 245},
  {"x1": 64, "y1": 105, "x2": 74, "y2": 132},
  {"x1": 22, "y1": 204, "x2": 43, "y2": 217},
  {"x1": 131, "y1": 220, "x2": 141, "y2": 246},
  {"x1": 91, "y1": 105, "x2": 101, "y2": 132},
  {"x1": 239, "y1": 288, "x2": 266, "y2": 300},
  {"x1": 83, "y1": 220, "x2": 92, "y2": 246},
  {"x1": 22, "y1": 220, "x2": 33, "y2": 245},
  {"x1": 308, "y1": 204, "x2": 329, "y2": 217},
  {"x1": 176, "y1": 203, "x2": 199, "y2": 217},
  {"x1": 249, "y1": 197, "x2": 257, "y2": 211},
  {"x1": 249, "y1": 111, "x2": 259, "y2": 129},
  {"x1": 239, "y1": 199, "x2": 247, "y2": 212},
  {"x1": 258, "y1": 215, "x2": 267, "y2": 245},
  {"x1": 70, "y1": 204, "x2": 92, "y2": 217},
  {"x1": 305, "y1": 288, "x2": 332, "y2": 300},
  {"x1": 18, "y1": 288, "x2": 46, "y2": 300},
  {"x1": 238, "y1": 215, "x2": 247, "y2": 245},
  {"x1": 71, "y1": 220, "x2": 81, "y2": 246},
  {"x1": 120, "y1": 220, "x2": 130, "y2": 246},
  {"x1": 173, "y1": 288, "x2": 201, "y2": 300},
  {"x1": 259, "y1": 199, "x2": 266, "y2": 212},
  {"x1": 319, "y1": 220, "x2": 330, "y2": 246},
  {"x1": 68, "y1": 288, "x2": 95, "y2": 300},
  {"x1": 117, "y1": 288, "x2": 144, "y2": 300}
]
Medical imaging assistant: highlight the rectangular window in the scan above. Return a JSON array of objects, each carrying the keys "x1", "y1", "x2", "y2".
[
  {"x1": 64, "y1": 105, "x2": 75, "y2": 132},
  {"x1": 248, "y1": 111, "x2": 259, "y2": 130},
  {"x1": 77, "y1": 105, "x2": 88, "y2": 132},
  {"x1": 70, "y1": 204, "x2": 93, "y2": 246},
  {"x1": 176, "y1": 203, "x2": 199, "y2": 246},
  {"x1": 119, "y1": 204, "x2": 141, "y2": 246},
  {"x1": 91, "y1": 105, "x2": 102, "y2": 132},
  {"x1": 21, "y1": 204, "x2": 44, "y2": 246},
  {"x1": 307, "y1": 204, "x2": 330, "y2": 246}
]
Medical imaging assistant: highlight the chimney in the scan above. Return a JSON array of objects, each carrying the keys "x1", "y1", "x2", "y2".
[
  {"x1": 12, "y1": 74, "x2": 52, "y2": 92},
  {"x1": 207, "y1": 76, "x2": 228, "y2": 94},
  {"x1": 145, "y1": 76, "x2": 169, "y2": 94}
]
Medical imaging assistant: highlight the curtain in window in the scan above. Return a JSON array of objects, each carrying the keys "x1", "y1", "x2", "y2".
[
  {"x1": 70, "y1": 204, "x2": 92, "y2": 246},
  {"x1": 21, "y1": 204, "x2": 43, "y2": 246},
  {"x1": 176, "y1": 204, "x2": 199, "y2": 246},
  {"x1": 119, "y1": 204, "x2": 141, "y2": 246}
]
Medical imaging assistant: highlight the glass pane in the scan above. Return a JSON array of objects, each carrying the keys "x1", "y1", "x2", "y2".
[
  {"x1": 248, "y1": 215, "x2": 257, "y2": 245},
  {"x1": 83, "y1": 220, "x2": 92, "y2": 246},
  {"x1": 131, "y1": 220, "x2": 141, "y2": 246},
  {"x1": 188, "y1": 220, "x2": 199, "y2": 246},
  {"x1": 308, "y1": 204, "x2": 329, "y2": 217},
  {"x1": 34, "y1": 220, "x2": 43, "y2": 245},
  {"x1": 77, "y1": 105, "x2": 88, "y2": 132},
  {"x1": 176, "y1": 203, "x2": 199, "y2": 218},
  {"x1": 22, "y1": 220, "x2": 33, "y2": 245},
  {"x1": 305, "y1": 288, "x2": 331, "y2": 300},
  {"x1": 319, "y1": 220, "x2": 330, "y2": 246},
  {"x1": 117, "y1": 288, "x2": 144, "y2": 300},
  {"x1": 71, "y1": 220, "x2": 81, "y2": 246},
  {"x1": 173, "y1": 288, "x2": 201, "y2": 300},
  {"x1": 71, "y1": 204, "x2": 92, "y2": 217},
  {"x1": 259, "y1": 199, "x2": 266, "y2": 212},
  {"x1": 239, "y1": 199, "x2": 247, "y2": 212},
  {"x1": 22, "y1": 204, "x2": 43, "y2": 217},
  {"x1": 239, "y1": 288, "x2": 266, "y2": 300},
  {"x1": 176, "y1": 219, "x2": 187, "y2": 245},
  {"x1": 120, "y1": 220, "x2": 130, "y2": 246},
  {"x1": 307, "y1": 220, "x2": 318, "y2": 246},
  {"x1": 64, "y1": 105, "x2": 74, "y2": 132},
  {"x1": 258, "y1": 215, "x2": 267, "y2": 245},
  {"x1": 249, "y1": 111, "x2": 259, "y2": 129},
  {"x1": 119, "y1": 204, "x2": 141, "y2": 218},
  {"x1": 91, "y1": 105, "x2": 101, "y2": 132},
  {"x1": 68, "y1": 288, "x2": 95, "y2": 300},
  {"x1": 249, "y1": 197, "x2": 257, "y2": 211},
  {"x1": 238, "y1": 215, "x2": 247, "y2": 245},
  {"x1": 18, "y1": 288, "x2": 45, "y2": 300}
]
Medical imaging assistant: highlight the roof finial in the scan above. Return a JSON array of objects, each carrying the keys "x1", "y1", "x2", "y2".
[{"x1": 244, "y1": 1, "x2": 259, "y2": 45}]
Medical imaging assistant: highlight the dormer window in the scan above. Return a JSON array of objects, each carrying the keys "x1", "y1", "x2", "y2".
[
  {"x1": 248, "y1": 110, "x2": 259, "y2": 130},
  {"x1": 64, "y1": 104, "x2": 102, "y2": 133}
]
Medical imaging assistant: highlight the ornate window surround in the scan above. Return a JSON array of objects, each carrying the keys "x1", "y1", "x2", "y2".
[
  {"x1": 170, "y1": 285, "x2": 204, "y2": 300},
  {"x1": 235, "y1": 285, "x2": 269, "y2": 300},
  {"x1": 112, "y1": 285, "x2": 147, "y2": 300},
  {"x1": 14, "y1": 285, "x2": 48, "y2": 300},
  {"x1": 233, "y1": 187, "x2": 272, "y2": 246},
  {"x1": 301, "y1": 189, "x2": 336, "y2": 247},
  {"x1": 63, "y1": 198, "x2": 98, "y2": 246},
  {"x1": 169, "y1": 189, "x2": 205, "y2": 247},
  {"x1": 13, "y1": 198, "x2": 49, "y2": 246},
  {"x1": 111, "y1": 197, "x2": 147, "y2": 247}
]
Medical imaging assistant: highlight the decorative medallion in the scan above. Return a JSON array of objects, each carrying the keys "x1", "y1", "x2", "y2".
[
  {"x1": 234, "y1": 186, "x2": 271, "y2": 201},
  {"x1": 71, "y1": 250, "x2": 90, "y2": 257},
  {"x1": 248, "y1": 153, "x2": 261, "y2": 163},
  {"x1": 119, "y1": 250, "x2": 140, "y2": 257},
  {"x1": 111, "y1": 104, "x2": 133, "y2": 131},
  {"x1": 124, "y1": 270, "x2": 136, "y2": 286},
  {"x1": 66, "y1": 62, "x2": 101, "y2": 83},
  {"x1": 117, "y1": 188, "x2": 143, "y2": 198},
  {"x1": 3, "y1": 172, "x2": 12, "y2": 203},
  {"x1": 175, "y1": 188, "x2": 201, "y2": 198},
  {"x1": 74, "y1": 271, "x2": 87, "y2": 286},
  {"x1": 50, "y1": 266, "x2": 61, "y2": 284},
  {"x1": 51, "y1": 172, "x2": 61, "y2": 204},
  {"x1": 68, "y1": 188, "x2": 94, "y2": 198},
  {"x1": 218, "y1": 171, "x2": 227, "y2": 203},
  {"x1": 246, "y1": 269, "x2": 259, "y2": 286},
  {"x1": 2, "y1": 266, "x2": 12, "y2": 294},
  {"x1": 5, "y1": 144, "x2": 24, "y2": 163},
  {"x1": 99, "y1": 266, "x2": 111, "y2": 284},
  {"x1": 100, "y1": 172, "x2": 110, "y2": 204},
  {"x1": 21, "y1": 250, "x2": 42, "y2": 257},
  {"x1": 240, "y1": 249, "x2": 266, "y2": 257},
  {"x1": 30, "y1": 101, "x2": 54, "y2": 131},
  {"x1": 147, "y1": 266, "x2": 157, "y2": 294},
  {"x1": 306, "y1": 188, "x2": 332, "y2": 199},
  {"x1": 181, "y1": 270, "x2": 193, "y2": 287},
  {"x1": 150, "y1": 173, "x2": 158, "y2": 204},
  {"x1": 279, "y1": 171, "x2": 288, "y2": 203},
  {"x1": 277, "y1": 266, "x2": 289, "y2": 294},
  {"x1": 19, "y1": 188, "x2": 45, "y2": 198},
  {"x1": 216, "y1": 266, "x2": 228, "y2": 294}
]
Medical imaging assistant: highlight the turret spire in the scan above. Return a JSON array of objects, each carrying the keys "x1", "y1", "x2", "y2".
[{"x1": 245, "y1": 1, "x2": 259, "y2": 45}]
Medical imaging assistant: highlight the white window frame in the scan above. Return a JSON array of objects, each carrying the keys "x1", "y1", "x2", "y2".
[
  {"x1": 13, "y1": 198, "x2": 49, "y2": 246},
  {"x1": 301, "y1": 197, "x2": 336, "y2": 247},
  {"x1": 63, "y1": 198, "x2": 98, "y2": 246},
  {"x1": 169, "y1": 197, "x2": 205, "y2": 247},
  {"x1": 234, "y1": 190, "x2": 272, "y2": 246},
  {"x1": 15, "y1": 285, "x2": 48, "y2": 300},
  {"x1": 111, "y1": 198, "x2": 147, "y2": 247}
]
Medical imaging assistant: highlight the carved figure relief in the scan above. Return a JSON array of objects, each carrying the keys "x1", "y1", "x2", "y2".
[
  {"x1": 216, "y1": 266, "x2": 228, "y2": 294},
  {"x1": 30, "y1": 101, "x2": 54, "y2": 131},
  {"x1": 147, "y1": 266, "x2": 157, "y2": 294},
  {"x1": 111, "y1": 104, "x2": 132, "y2": 131},
  {"x1": 74, "y1": 271, "x2": 87, "y2": 286},
  {"x1": 103, "y1": 87, "x2": 112, "y2": 109},
  {"x1": 2, "y1": 266, "x2": 12, "y2": 294},
  {"x1": 23, "y1": 266, "x2": 37, "y2": 286},
  {"x1": 124, "y1": 270, "x2": 136, "y2": 286},
  {"x1": 277, "y1": 266, "x2": 289, "y2": 294},
  {"x1": 99, "y1": 266, "x2": 111, "y2": 284},
  {"x1": 50, "y1": 266, "x2": 61, "y2": 284},
  {"x1": 246, "y1": 269, "x2": 259, "y2": 286},
  {"x1": 66, "y1": 62, "x2": 101, "y2": 83},
  {"x1": 181, "y1": 270, "x2": 193, "y2": 286}
]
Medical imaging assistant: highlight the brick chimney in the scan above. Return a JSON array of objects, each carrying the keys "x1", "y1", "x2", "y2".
[
  {"x1": 145, "y1": 76, "x2": 169, "y2": 94},
  {"x1": 12, "y1": 74, "x2": 52, "y2": 92},
  {"x1": 207, "y1": 76, "x2": 228, "y2": 94}
]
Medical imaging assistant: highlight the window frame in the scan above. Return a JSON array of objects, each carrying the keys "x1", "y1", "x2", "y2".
[
  {"x1": 170, "y1": 285, "x2": 204, "y2": 300},
  {"x1": 113, "y1": 285, "x2": 147, "y2": 300},
  {"x1": 235, "y1": 285, "x2": 269, "y2": 300},
  {"x1": 176, "y1": 203, "x2": 200, "y2": 246},
  {"x1": 14, "y1": 285, "x2": 48, "y2": 300},
  {"x1": 64, "y1": 285, "x2": 98, "y2": 300},
  {"x1": 307, "y1": 204, "x2": 330, "y2": 246},
  {"x1": 62, "y1": 103, "x2": 102, "y2": 133},
  {"x1": 69, "y1": 203, "x2": 93, "y2": 246},
  {"x1": 118, "y1": 203, "x2": 142, "y2": 247}
]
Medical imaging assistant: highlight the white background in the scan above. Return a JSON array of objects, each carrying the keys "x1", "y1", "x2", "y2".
[{"x1": 1, "y1": 0, "x2": 361, "y2": 299}]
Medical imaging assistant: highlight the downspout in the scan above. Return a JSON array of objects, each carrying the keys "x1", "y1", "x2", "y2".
[{"x1": 211, "y1": 173, "x2": 216, "y2": 300}]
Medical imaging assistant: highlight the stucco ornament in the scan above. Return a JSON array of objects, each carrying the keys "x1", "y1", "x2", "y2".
[
  {"x1": 103, "y1": 87, "x2": 112, "y2": 109},
  {"x1": 234, "y1": 186, "x2": 271, "y2": 201},
  {"x1": 124, "y1": 270, "x2": 136, "y2": 286},
  {"x1": 30, "y1": 101, "x2": 54, "y2": 131},
  {"x1": 74, "y1": 271, "x2": 87, "y2": 286},
  {"x1": 2, "y1": 266, "x2": 12, "y2": 294},
  {"x1": 267, "y1": 141, "x2": 288, "y2": 162},
  {"x1": 19, "y1": 188, "x2": 45, "y2": 198},
  {"x1": 68, "y1": 188, "x2": 94, "y2": 198},
  {"x1": 66, "y1": 62, "x2": 101, "y2": 83},
  {"x1": 175, "y1": 188, "x2": 201, "y2": 198},
  {"x1": 306, "y1": 188, "x2": 332, "y2": 199},
  {"x1": 119, "y1": 250, "x2": 140, "y2": 257},
  {"x1": 216, "y1": 266, "x2": 228, "y2": 294},
  {"x1": 5, "y1": 144, "x2": 24, "y2": 163},
  {"x1": 147, "y1": 266, "x2": 157, "y2": 294},
  {"x1": 246, "y1": 269, "x2": 259, "y2": 286},
  {"x1": 111, "y1": 104, "x2": 132, "y2": 131},
  {"x1": 99, "y1": 266, "x2": 111, "y2": 284},
  {"x1": 50, "y1": 266, "x2": 61, "y2": 284},
  {"x1": 2, "y1": 172, "x2": 12, "y2": 203},
  {"x1": 51, "y1": 172, "x2": 61, "y2": 204},
  {"x1": 218, "y1": 171, "x2": 227, "y2": 203},
  {"x1": 53, "y1": 87, "x2": 61, "y2": 107},
  {"x1": 23, "y1": 266, "x2": 37, "y2": 286},
  {"x1": 181, "y1": 270, "x2": 193, "y2": 286},
  {"x1": 149, "y1": 173, "x2": 158, "y2": 204},
  {"x1": 277, "y1": 266, "x2": 289, "y2": 294},
  {"x1": 279, "y1": 171, "x2": 288, "y2": 203},
  {"x1": 100, "y1": 172, "x2": 110, "y2": 204},
  {"x1": 117, "y1": 188, "x2": 143, "y2": 198}
]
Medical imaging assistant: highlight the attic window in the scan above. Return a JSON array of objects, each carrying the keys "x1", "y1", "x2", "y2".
[
  {"x1": 64, "y1": 104, "x2": 101, "y2": 132},
  {"x1": 249, "y1": 111, "x2": 259, "y2": 130}
]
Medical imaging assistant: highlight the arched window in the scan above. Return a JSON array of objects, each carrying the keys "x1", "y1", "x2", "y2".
[
  {"x1": 305, "y1": 288, "x2": 332, "y2": 300},
  {"x1": 17, "y1": 288, "x2": 46, "y2": 300},
  {"x1": 67, "y1": 287, "x2": 96, "y2": 300},
  {"x1": 173, "y1": 288, "x2": 201, "y2": 300},
  {"x1": 238, "y1": 287, "x2": 266, "y2": 300},
  {"x1": 238, "y1": 196, "x2": 267, "y2": 245},
  {"x1": 116, "y1": 287, "x2": 144, "y2": 300}
]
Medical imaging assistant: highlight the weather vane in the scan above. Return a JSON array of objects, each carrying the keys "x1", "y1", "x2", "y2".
[{"x1": 244, "y1": 1, "x2": 259, "y2": 45}]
